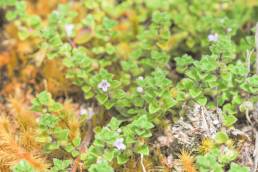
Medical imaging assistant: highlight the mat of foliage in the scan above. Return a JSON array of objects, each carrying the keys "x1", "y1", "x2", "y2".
[{"x1": 0, "y1": 0, "x2": 258, "y2": 172}]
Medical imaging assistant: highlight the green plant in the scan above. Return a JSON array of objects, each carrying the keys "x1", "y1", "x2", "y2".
[
  {"x1": 88, "y1": 161, "x2": 114, "y2": 172},
  {"x1": 32, "y1": 91, "x2": 81, "y2": 160},
  {"x1": 175, "y1": 35, "x2": 257, "y2": 127},
  {"x1": 50, "y1": 159, "x2": 71, "y2": 172},
  {"x1": 228, "y1": 163, "x2": 249, "y2": 172},
  {"x1": 84, "y1": 115, "x2": 154, "y2": 170},
  {"x1": 196, "y1": 132, "x2": 249, "y2": 172},
  {"x1": 11, "y1": 160, "x2": 36, "y2": 172},
  {"x1": 2, "y1": 0, "x2": 258, "y2": 171}
]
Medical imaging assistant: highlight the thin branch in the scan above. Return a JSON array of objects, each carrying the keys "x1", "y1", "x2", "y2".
[
  {"x1": 253, "y1": 23, "x2": 258, "y2": 172},
  {"x1": 200, "y1": 106, "x2": 210, "y2": 136},
  {"x1": 246, "y1": 110, "x2": 252, "y2": 125},
  {"x1": 140, "y1": 154, "x2": 147, "y2": 172},
  {"x1": 246, "y1": 50, "x2": 253, "y2": 77},
  {"x1": 253, "y1": 131, "x2": 258, "y2": 172},
  {"x1": 245, "y1": 108, "x2": 257, "y2": 172},
  {"x1": 71, "y1": 119, "x2": 93, "y2": 172},
  {"x1": 255, "y1": 23, "x2": 258, "y2": 74}
]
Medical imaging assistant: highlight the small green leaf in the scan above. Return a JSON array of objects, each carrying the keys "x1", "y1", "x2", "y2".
[
  {"x1": 104, "y1": 150, "x2": 115, "y2": 161},
  {"x1": 88, "y1": 161, "x2": 114, "y2": 172},
  {"x1": 6, "y1": 11, "x2": 17, "y2": 21},
  {"x1": 219, "y1": 149, "x2": 238, "y2": 164},
  {"x1": 116, "y1": 153, "x2": 129, "y2": 165},
  {"x1": 148, "y1": 102, "x2": 160, "y2": 114},
  {"x1": 104, "y1": 101, "x2": 114, "y2": 109},
  {"x1": 215, "y1": 132, "x2": 229, "y2": 144},
  {"x1": 109, "y1": 118, "x2": 122, "y2": 130},
  {"x1": 64, "y1": 144, "x2": 74, "y2": 153},
  {"x1": 80, "y1": 153, "x2": 87, "y2": 161},
  {"x1": 82, "y1": 85, "x2": 92, "y2": 93},
  {"x1": 96, "y1": 94, "x2": 108, "y2": 104},
  {"x1": 11, "y1": 160, "x2": 36, "y2": 172},
  {"x1": 47, "y1": 143, "x2": 59, "y2": 151},
  {"x1": 54, "y1": 128, "x2": 69, "y2": 141},
  {"x1": 71, "y1": 150, "x2": 80, "y2": 157},
  {"x1": 49, "y1": 102, "x2": 63, "y2": 112},
  {"x1": 196, "y1": 96, "x2": 207, "y2": 106},
  {"x1": 136, "y1": 145, "x2": 149, "y2": 155},
  {"x1": 228, "y1": 163, "x2": 249, "y2": 172},
  {"x1": 223, "y1": 114, "x2": 237, "y2": 127},
  {"x1": 37, "y1": 91, "x2": 50, "y2": 105},
  {"x1": 189, "y1": 88, "x2": 202, "y2": 98},
  {"x1": 85, "y1": 91, "x2": 94, "y2": 99},
  {"x1": 72, "y1": 137, "x2": 81, "y2": 147}
]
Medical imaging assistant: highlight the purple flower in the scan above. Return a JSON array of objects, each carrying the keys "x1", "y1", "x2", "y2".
[
  {"x1": 113, "y1": 138, "x2": 126, "y2": 150},
  {"x1": 208, "y1": 33, "x2": 218, "y2": 42},
  {"x1": 79, "y1": 108, "x2": 87, "y2": 116},
  {"x1": 136, "y1": 86, "x2": 144, "y2": 93},
  {"x1": 79, "y1": 107, "x2": 95, "y2": 119},
  {"x1": 86, "y1": 107, "x2": 95, "y2": 118},
  {"x1": 98, "y1": 80, "x2": 111, "y2": 92}
]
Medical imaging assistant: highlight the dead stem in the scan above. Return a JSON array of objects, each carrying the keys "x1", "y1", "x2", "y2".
[
  {"x1": 140, "y1": 154, "x2": 147, "y2": 172},
  {"x1": 255, "y1": 23, "x2": 258, "y2": 74},
  {"x1": 246, "y1": 50, "x2": 253, "y2": 77},
  {"x1": 253, "y1": 131, "x2": 258, "y2": 172},
  {"x1": 71, "y1": 119, "x2": 93, "y2": 172},
  {"x1": 245, "y1": 108, "x2": 257, "y2": 172}
]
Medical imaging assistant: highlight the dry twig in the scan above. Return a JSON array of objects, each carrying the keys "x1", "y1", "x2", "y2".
[
  {"x1": 71, "y1": 120, "x2": 93, "y2": 172},
  {"x1": 255, "y1": 23, "x2": 258, "y2": 74},
  {"x1": 140, "y1": 154, "x2": 147, "y2": 172}
]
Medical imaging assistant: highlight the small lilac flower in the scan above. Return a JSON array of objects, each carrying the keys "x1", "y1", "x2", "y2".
[
  {"x1": 136, "y1": 86, "x2": 144, "y2": 93},
  {"x1": 86, "y1": 107, "x2": 95, "y2": 119},
  {"x1": 79, "y1": 107, "x2": 95, "y2": 119},
  {"x1": 208, "y1": 33, "x2": 219, "y2": 42},
  {"x1": 113, "y1": 138, "x2": 126, "y2": 150},
  {"x1": 65, "y1": 24, "x2": 74, "y2": 37},
  {"x1": 79, "y1": 107, "x2": 87, "y2": 116},
  {"x1": 98, "y1": 80, "x2": 110, "y2": 92}
]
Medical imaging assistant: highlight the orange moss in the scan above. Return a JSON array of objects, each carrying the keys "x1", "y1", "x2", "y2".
[
  {"x1": 0, "y1": 115, "x2": 48, "y2": 171},
  {"x1": 62, "y1": 100, "x2": 80, "y2": 140},
  {"x1": 8, "y1": 90, "x2": 36, "y2": 128},
  {"x1": 42, "y1": 59, "x2": 71, "y2": 96},
  {"x1": 178, "y1": 149, "x2": 197, "y2": 172},
  {"x1": 0, "y1": 52, "x2": 11, "y2": 68}
]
